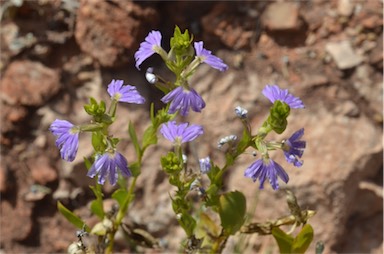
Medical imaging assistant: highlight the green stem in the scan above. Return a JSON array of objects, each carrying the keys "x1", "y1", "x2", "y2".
[
  {"x1": 105, "y1": 111, "x2": 166, "y2": 253},
  {"x1": 108, "y1": 99, "x2": 118, "y2": 117},
  {"x1": 105, "y1": 175, "x2": 138, "y2": 254}
]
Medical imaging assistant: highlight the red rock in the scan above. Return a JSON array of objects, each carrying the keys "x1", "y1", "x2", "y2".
[
  {"x1": 201, "y1": 3, "x2": 260, "y2": 49},
  {"x1": 0, "y1": 165, "x2": 6, "y2": 193},
  {"x1": 337, "y1": 0, "x2": 354, "y2": 17},
  {"x1": 361, "y1": 15, "x2": 383, "y2": 29},
  {"x1": 29, "y1": 156, "x2": 58, "y2": 185},
  {"x1": 0, "y1": 102, "x2": 28, "y2": 134},
  {"x1": 75, "y1": 0, "x2": 159, "y2": 67},
  {"x1": 1, "y1": 198, "x2": 33, "y2": 242},
  {"x1": 0, "y1": 60, "x2": 60, "y2": 107}
]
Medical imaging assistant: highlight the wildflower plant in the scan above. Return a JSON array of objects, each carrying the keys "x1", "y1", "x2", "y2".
[{"x1": 50, "y1": 26, "x2": 316, "y2": 254}]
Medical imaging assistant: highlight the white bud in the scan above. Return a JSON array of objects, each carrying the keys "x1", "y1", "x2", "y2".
[
  {"x1": 182, "y1": 154, "x2": 188, "y2": 164},
  {"x1": 145, "y1": 67, "x2": 158, "y2": 84},
  {"x1": 218, "y1": 135, "x2": 237, "y2": 148},
  {"x1": 235, "y1": 106, "x2": 248, "y2": 119}
]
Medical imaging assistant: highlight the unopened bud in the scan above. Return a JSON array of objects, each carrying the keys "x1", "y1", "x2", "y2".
[
  {"x1": 199, "y1": 157, "x2": 211, "y2": 174},
  {"x1": 235, "y1": 106, "x2": 248, "y2": 119},
  {"x1": 218, "y1": 135, "x2": 237, "y2": 148},
  {"x1": 146, "y1": 67, "x2": 158, "y2": 84},
  {"x1": 182, "y1": 154, "x2": 188, "y2": 164}
]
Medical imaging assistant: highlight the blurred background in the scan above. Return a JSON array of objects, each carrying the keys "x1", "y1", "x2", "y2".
[{"x1": 0, "y1": 0, "x2": 382, "y2": 253}]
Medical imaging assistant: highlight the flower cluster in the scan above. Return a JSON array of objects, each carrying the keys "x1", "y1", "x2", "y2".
[
  {"x1": 49, "y1": 79, "x2": 144, "y2": 185},
  {"x1": 243, "y1": 85, "x2": 306, "y2": 190},
  {"x1": 134, "y1": 29, "x2": 228, "y2": 116},
  {"x1": 50, "y1": 27, "x2": 307, "y2": 201},
  {"x1": 49, "y1": 26, "x2": 312, "y2": 254}
]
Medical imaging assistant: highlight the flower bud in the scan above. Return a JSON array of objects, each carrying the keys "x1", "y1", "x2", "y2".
[
  {"x1": 218, "y1": 135, "x2": 237, "y2": 148},
  {"x1": 146, "y1": 67, "x2": 158, "y2": 84},
  {"x1": 235, "y1": 106, "x2": 248, "y2": 119},
  {"x1": 199, "y1": 157, "x2": 211, "y2": 174}
]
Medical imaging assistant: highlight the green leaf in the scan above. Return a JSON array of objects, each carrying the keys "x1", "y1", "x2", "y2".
[
  {"x1": 89, "y1": 185, "x2": 104, "y2": 219},
  {"x1": 128, "y1": 121, "x2": 141, "y2": 157},
  {"x1": 218, "y1": 191, "x2": 246, "y2": 235},
  {"x1": 84, "y1": 157, "x2": 93, "y2": 170},
  {"x1": 271, "y1": 227, "x2": 294, "y2": 254},
  {"x1": 236, "y1": 128, "x2": 252, "y2": 156},
  {"x1": 129, "y1": 161, "x2": 141, "y2": 177},
  {"x1": 83, "y1": 104, "x2": 93, "y2": 115},
  {"x1": 84, "y1": 99, "x2": 96, "y2": 115},
  {"x1": 178, "y1": 212, "x2": 196, "y2": 237},
  {"x1": 91, "y1": 132, "x2": 106, "y2": 152},
  {"x1": 90, "y1": 97, "x2": 97, "y2": 105},
  {"x1": 195, "y1": 212, "x2": 220, "y2": 239},
  {"x1": 142, "y1": 126, "x2": 158, "y2": 150},
  {"x1": 57, "y1": 201, "x2": 90, "y2": 232},
  {"x1": 291, "y1": 224, "x2": 314, "y2": 254},
  {"x1": 112, "y1": 188, "x2": 129, "y2": 208},
  {"x1": 207, "y1": 165, "x2": 220, "y2": 183},
  {"x1": 99, "y1": 100, "x2": 106, "y2": 113}
]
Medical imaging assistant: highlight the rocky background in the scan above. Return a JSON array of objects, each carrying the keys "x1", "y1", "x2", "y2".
[{"x1": 0, "y1": 0, "x2": 382, "y2": 253}]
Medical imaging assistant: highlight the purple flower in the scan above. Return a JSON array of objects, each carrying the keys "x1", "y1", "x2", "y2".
[
  {"x1": 87, "y1": 151, "x2": 131, "y2": 186},
  {"x1": 262, "y1": 85, "x2": 304, "y2": 109},
  {"x1": 199, "y1": 157, "x2": 211, "y2": 174},
  {"x1": 194, "y1": 41, "x2": 228, "y2": 72},
  {"x1": 244, "y1": 158, "x2": 289, "y2": 190},
  {"x1": 134, "y1": 30, "x2": 162, "y2": 70},
  {"x1": 49, "y1": 119, "x2": 80, "y2": 162},
  {"x1": 107, "y1": 79, "x2": 145, "y2": 104},
  {"x1": 161, "y1": 86, "x2": 206, "y2": 116},
  {"x1": 160, "y1": 121, "x2": 203, "y2": 145},
  {"x1": 283, "y1": 128, "x2": 306, "y2": 167}
]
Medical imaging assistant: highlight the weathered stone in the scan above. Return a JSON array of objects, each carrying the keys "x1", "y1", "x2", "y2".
[
  {"x1": 369, "y1": 35, "x2": 383, "y2": 68},
  {"x1": 29, "y1": 156, "x2": 58, "y2": 185},
  {"x1": 201, "y1": 3, "x2": 260, "y2": 49},
  {"x1": 335, "y1": 100, "x2": 360, "y2": 117},
  {"x1": 0, "y1": 165, "x2": 7, "y2": 193},
  {"x1": 228, "y1": 107, "x2": 382, "y2": 254},
  {"x1": 0, "y1": 102, "x2": 28, "y2": 134},
  {"x1": 262, "y1": 2, "x2": 301, "y2": 31},
  {"x1": 75, "y1": 0, "x2": 159, "y2": 67},
  {"x1": 1, "y1": 198, "x2": 33, "y2": 242},
  {"x1": 337, "y1": 0, "x2": 354, "y2": 16},
  {"x1": 353, "y1": 65, "x2": 382, "y2": 114},
  {"x1": 325, "y1": 40, "x2": 363, "y2": 69},
  {"x1": 0, "y1": 60, "x2": 60, "y2": 106}
]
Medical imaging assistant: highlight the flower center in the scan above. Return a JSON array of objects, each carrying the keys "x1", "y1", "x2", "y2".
[
  {"x1": 114, "y1": 92, "x2": 122, "y2": 101},
  {"x1": 70, "y1": 126, "x2": 80, "y2": 134}
]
